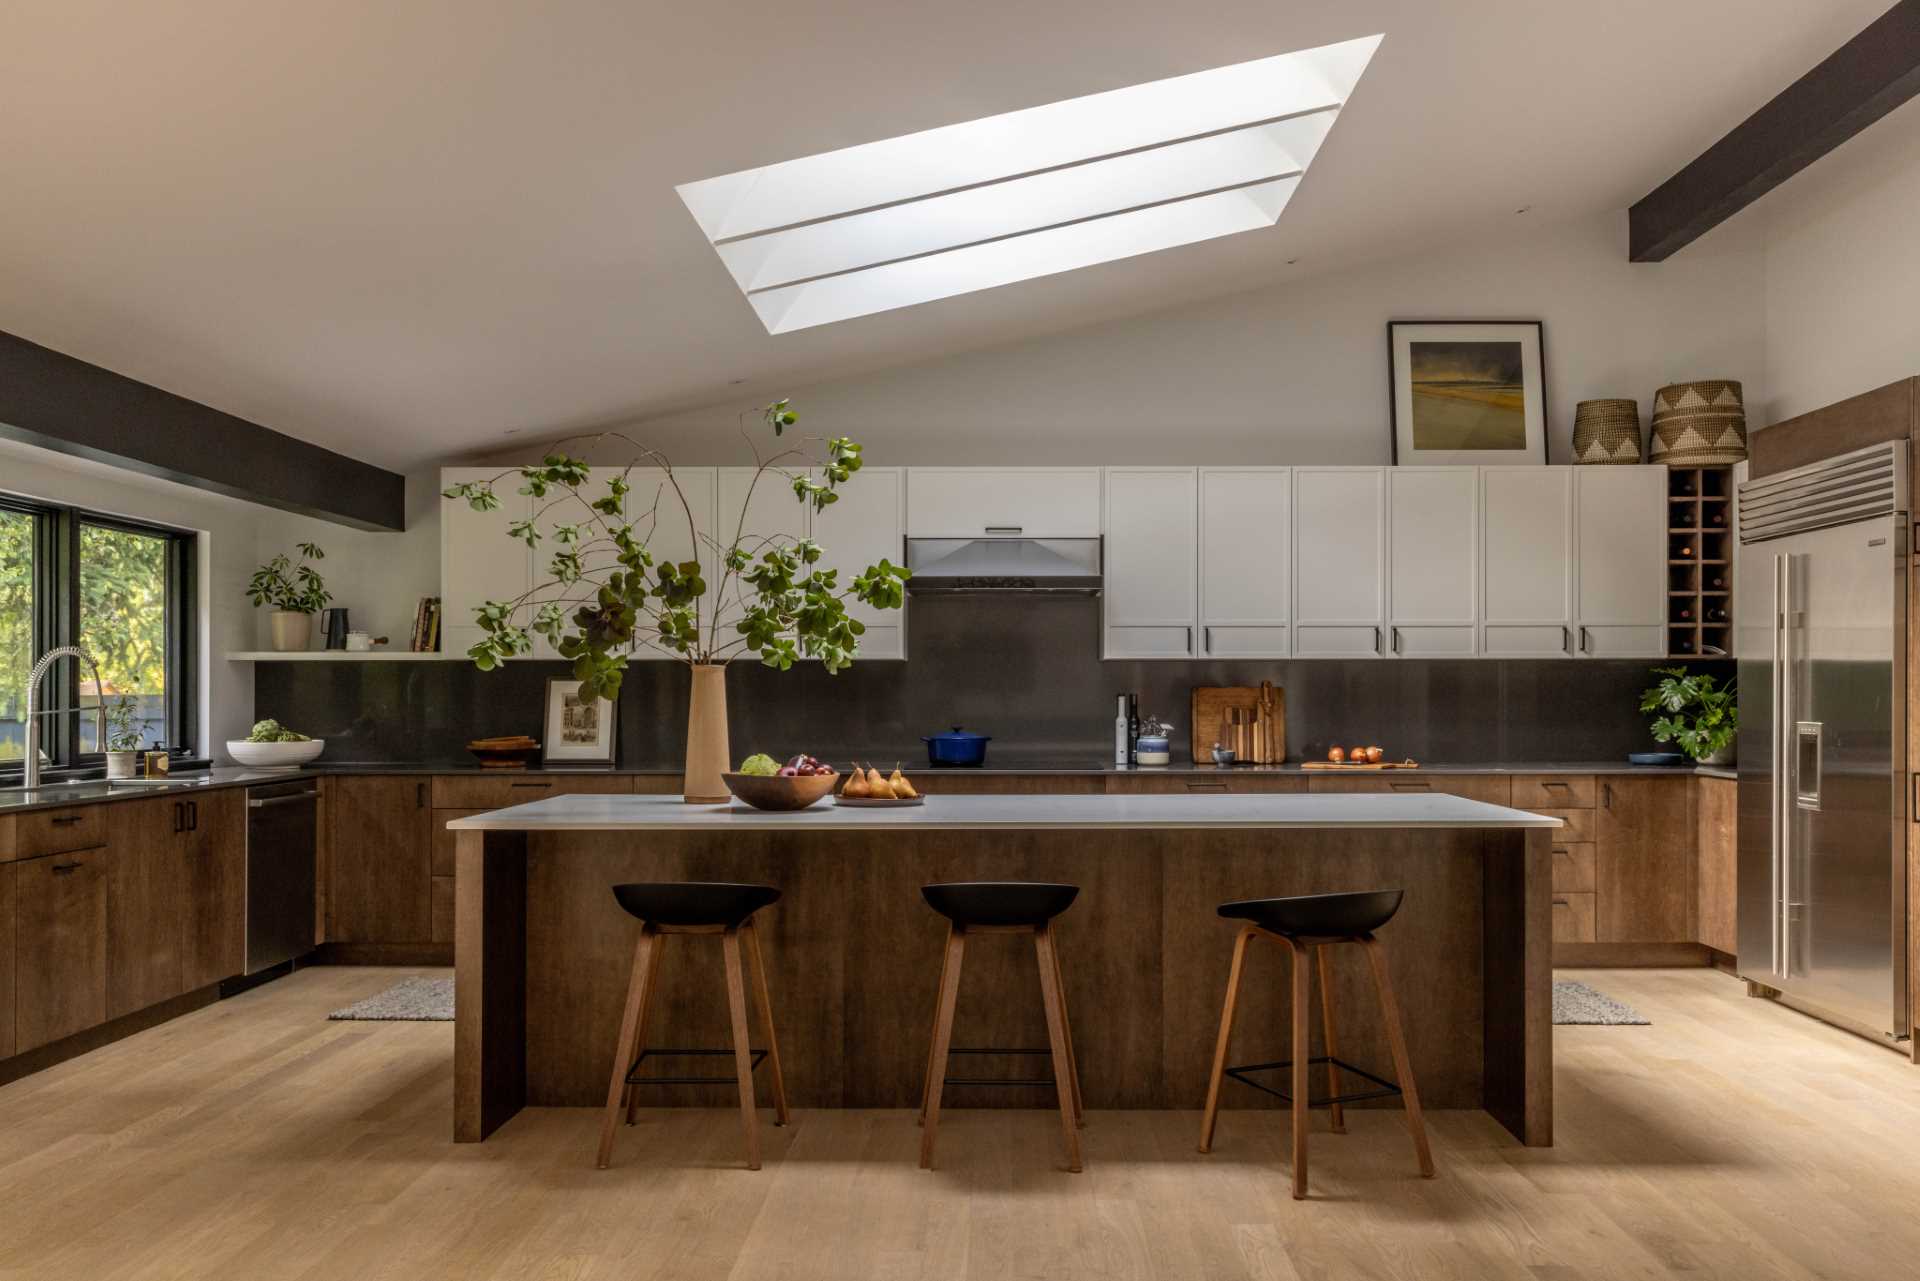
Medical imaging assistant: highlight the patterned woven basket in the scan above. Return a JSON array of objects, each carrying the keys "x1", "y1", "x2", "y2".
[
  {"x1": 1571, "y1": 399, "x2": 1642, "y2": 464},
  {"x1": 1649, "y1": 380, "x2": 1747, "y2": 466}
]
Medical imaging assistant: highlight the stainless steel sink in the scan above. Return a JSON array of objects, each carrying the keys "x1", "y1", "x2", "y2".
[{"x1": 107, "y1": 776, "x2": 209, "y2": 788}]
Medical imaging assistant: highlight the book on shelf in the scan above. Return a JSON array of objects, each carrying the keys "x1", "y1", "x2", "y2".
[{"x1": 410, "y1": 596, "x2": 443, "y2": 652}]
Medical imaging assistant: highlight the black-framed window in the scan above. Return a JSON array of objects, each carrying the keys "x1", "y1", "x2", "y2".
[{"x1": 0, "y1": 494, "x2": 196, "y2": 777}]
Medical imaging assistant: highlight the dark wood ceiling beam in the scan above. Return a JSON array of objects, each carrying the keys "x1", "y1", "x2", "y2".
[
  {"x1": 1630, "y1": 0, "x2": 1920, "y2": 262},
  {"x1": 0, "y1": 330, "x2": 405, "y2": 531}
]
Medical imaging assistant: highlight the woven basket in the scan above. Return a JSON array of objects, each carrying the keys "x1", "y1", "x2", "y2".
[
  {"x1": 1572, "y1": 399, "x2": 1642, "y2": 464},
  {"x1": 1650, "y1": 380, "x2": 1747, "y2": 466}
]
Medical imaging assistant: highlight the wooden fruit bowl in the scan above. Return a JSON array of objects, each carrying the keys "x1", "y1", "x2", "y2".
[{"x1": 722, "y1": 771, "x2": 841, "y2": 811}]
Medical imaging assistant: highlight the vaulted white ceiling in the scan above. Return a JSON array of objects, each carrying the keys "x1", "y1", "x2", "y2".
[{"x1": 0, "y1": 1, "x2": 1888, "y2": 469}]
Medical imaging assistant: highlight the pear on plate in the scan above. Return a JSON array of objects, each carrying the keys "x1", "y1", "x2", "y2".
[
  {"x1": 842, "y1": 766, "x2": 871, "y2": 799},
  {"x1": 889, "y1": 766, "x2": 917, "y2": 799},
  {"x1": 865, "y1": 765, "x2": 888, "y2": 795}
]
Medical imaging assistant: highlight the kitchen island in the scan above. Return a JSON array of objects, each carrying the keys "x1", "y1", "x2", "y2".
[{"x1": 448, "y1": 791, "x2": 1559, "y2": 1147}]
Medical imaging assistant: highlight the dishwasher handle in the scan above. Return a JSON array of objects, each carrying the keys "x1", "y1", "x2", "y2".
[{"x1": 248, "y1": 790, "x2": 319, "y2": 809}]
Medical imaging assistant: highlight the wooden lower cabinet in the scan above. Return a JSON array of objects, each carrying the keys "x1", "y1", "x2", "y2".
[
  {"x1": 1303, "y1": 773, "x2": 1514, "y2": 805},
  {"x1": 328, "y1": 776, "x2": 434, "y2": 943},
  {"x1": 105, "y1": 798, "x2": 188, "y2": 1019},
  {"x1": 15, "y1": 848, "x2": 109, "y2": 1053},
  {"x1": 1695, "y1": 776, "x2": 1737, "y2": 954},
  {"x1": 1552, "y1": 891, "x2": 1597, "y2": 942},
  {"x1": 1594, "y1": 776, "x2": 1695, "y2": 942},
  {"x1": 183, "y1": 791, "x2": 247, "y2": 989},
  {"x1": 0, "y1": 864, "x2": 15, "y2": 1059}
]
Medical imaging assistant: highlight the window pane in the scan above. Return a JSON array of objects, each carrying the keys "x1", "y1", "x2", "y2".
[
  {"x1": 78, "y1": 523, "x2": 170, "y2": 752},
  {"x1": 0, "y1": 509, "x2": 32, "y2": 763}
]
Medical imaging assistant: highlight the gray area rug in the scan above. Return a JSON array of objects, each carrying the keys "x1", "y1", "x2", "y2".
[
  {"x1": 1553, "y1": 979, "x2": 1650, "y2": 1025},
  {"x1": 328, "y1": 976, "x2": 454, "y2": 1021}
]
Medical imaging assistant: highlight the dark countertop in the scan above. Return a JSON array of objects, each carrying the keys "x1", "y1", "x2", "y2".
[{"x1": 0, "y1": 757, "x2": 1736, "y2": 815}]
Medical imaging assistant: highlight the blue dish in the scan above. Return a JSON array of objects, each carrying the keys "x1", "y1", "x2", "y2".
[{"x1": 1626, "y1": 751, "x2": 1689, "y2": 767}]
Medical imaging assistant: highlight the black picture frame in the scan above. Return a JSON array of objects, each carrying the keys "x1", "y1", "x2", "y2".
[{"x1": 1387, "y1": 320, "x2": 1549, "y2": 465}]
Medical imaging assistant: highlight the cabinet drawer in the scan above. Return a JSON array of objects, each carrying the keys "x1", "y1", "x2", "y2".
[
  {"x1": 1528, "y1": 808, "x2": 1593, "y2": 842},
  {"x1": 12, "y1": 805, "x2": 107, "y2": 859},
  {"x1": 430, "y1": 773, "x2": 633, "y2": 809},
  {"x1": 1108, "y1": 775, "x2": 1306, "y2": 795},
  {"x1": 1552, "y1": 891, "x2": 1597, "y2": 943},
  {"x1": 1551, "y1": 842, "x2": 1596, "y2": 892},
  {"x1": 1511, "y1": 774, "x2": 1596, "y2": 809},
  {"x1": 1306, "y1": 773, "x2": 1513, "y2": 805}
]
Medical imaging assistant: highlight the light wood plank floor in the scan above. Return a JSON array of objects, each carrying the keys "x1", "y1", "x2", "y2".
[{"x1": 1, "y1": 965, "x2": 1917, "y2": 1280}]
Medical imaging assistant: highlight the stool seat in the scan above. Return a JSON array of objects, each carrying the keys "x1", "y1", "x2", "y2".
[
  {"x1": 1217, "y1": 889, "x2": 1403, "y2": 940},
  {"x1": 612, "y1": 882, "x2": 781, "y2": 928},
  {"x1": 922, "y1": 882, "x2": 1079, "y2": 928}
]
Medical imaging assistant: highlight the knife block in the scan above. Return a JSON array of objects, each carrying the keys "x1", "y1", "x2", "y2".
[{"x1": 1189, "y1": 685, "x2": 1286, "y2": 764}]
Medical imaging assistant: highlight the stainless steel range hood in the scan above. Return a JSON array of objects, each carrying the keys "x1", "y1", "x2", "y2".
[{"x1": 906, "y1": 536, "x2": 1102, "y2": 595}]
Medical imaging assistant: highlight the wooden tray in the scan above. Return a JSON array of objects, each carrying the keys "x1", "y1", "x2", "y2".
[
  {"x1": 1300, "y1": 760, "x2": 1420, "y2": 771},
  {"x1": 833, "y1": 795, "x2": 926, "y2": 808}
]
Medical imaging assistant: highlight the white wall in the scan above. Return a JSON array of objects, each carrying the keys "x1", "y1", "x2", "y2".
[
  {"x1": 1742, "y1": 96, "x2": 1920, "y2": 424},
  {"x1": 495, "y1": 210, "x2": 1767, "y2": 469}
]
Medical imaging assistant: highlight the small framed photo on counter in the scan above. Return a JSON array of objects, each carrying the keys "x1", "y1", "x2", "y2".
[
  {"x1": 543, "y1": 678, "x2": 617, "y2": 766},
  {"x1": 1388, "y1": 320, "x2": 1547, "y2": 465}
]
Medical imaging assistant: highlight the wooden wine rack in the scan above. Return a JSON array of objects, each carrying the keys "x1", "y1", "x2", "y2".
[{"x1": 1665, "y1": 466, "x2": 1733, "y2": 658}]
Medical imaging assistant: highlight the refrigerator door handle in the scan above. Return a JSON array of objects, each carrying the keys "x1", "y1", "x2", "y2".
[{"x1": 1771, "y1": 552, "x2": 1788, "y2": 978}]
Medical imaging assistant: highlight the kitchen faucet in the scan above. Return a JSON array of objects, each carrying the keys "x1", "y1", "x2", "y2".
[{"x1": 20, "y1": 646, "x2": 107, "y2": 790}]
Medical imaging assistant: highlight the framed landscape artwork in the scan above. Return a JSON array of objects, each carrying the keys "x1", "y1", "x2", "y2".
[
  {"x1": 1388, "y1": 321, "x2": 1547, "y2": 464},
  {"x1": 543, "y1": 677, "x2": 617, "y2": 766}
]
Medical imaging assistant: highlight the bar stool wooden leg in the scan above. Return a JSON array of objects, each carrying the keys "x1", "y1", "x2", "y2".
[
  {"x1": 918, "y1": 924, "x2": 954, "y2": 1127},
  {"x1": 1362, "y1": 935, "x2": 1435, "y2": 1180},
  {"x1": 721, "y1": 927, "x2": 762, "y2": 1170},
  {"x1": 623, "y1": 932, "x2": 664, "y2": 1126},
  {"x1": 742, "y1": 919, "x2": 790, "y2": 1127},
  {"x1": 1289, "y1": 938, "x2": 1311, "y2": 1200},
  {"x1": 1198, "y1": 925, "x2": 1254, "y2": 1153},
  {"x1": 919, "y1": 927, "x2": 967, "y2": 1170},
  {"x1": 1316, "y1": 943, "x2": 1346, "y2": 1136},
  {"x1": 597, "y1": 925, "x2": 657, "y2": 1169},
  {"x1": 1033, "y1": 925, "x2": 1083, "y2": 1173},
  {"x1": 1047, "y1": 927, "x2": 1084, "y2": 1127}
]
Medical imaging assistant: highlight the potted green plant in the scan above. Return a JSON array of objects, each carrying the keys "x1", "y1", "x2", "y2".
[
  {"x1": 1639, "y1": 666, "x2": 1738, "y2": 765},
  {"x1": 247, "y1": 542, "x2": 331, "y2": 651},
  {"x1": 444, "y1": 400, "x2": 909, "y2": 801},
  {"x1": 102, "y1": 692, "x2": 143, "y2": 779}
]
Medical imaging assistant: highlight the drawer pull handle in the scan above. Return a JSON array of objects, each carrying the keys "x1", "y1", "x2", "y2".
[
  {"x1": 49, "y1": 815, "x2": 84, "y2": 826},
  {"x1": 1390, "y1": 781, "x2": 1432, "y2": 792},
  {"x1": 509, "y1": 782, "x2": 553, "y2": 789},
  {"x1": 1186, "y1": 782, "x2": 1229, "y2": 792},
  {"x1": 1552, "y1": 897, "x2": 1570, "y2": 907},
  {"x1": 1552, "y1": 847, "x2": 1570, "y2": 856},
  {"x1": 52, "y1": 861, "x2": 83, "y2": 874},
  {"x1": 1543, "y1": 781, "x2": 1570, "y2": 791}
]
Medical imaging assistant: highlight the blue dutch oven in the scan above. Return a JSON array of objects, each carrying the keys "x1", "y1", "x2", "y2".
[{"x1": 923, "y1": 725, "x2": 992, "y2": 767}]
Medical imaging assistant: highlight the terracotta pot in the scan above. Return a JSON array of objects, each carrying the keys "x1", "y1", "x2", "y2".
[
  {"x1": 269, "y1": 610, "x2": 311, "y2": 652},
  {"x1": 683, "y1": 663, "x2": 731, "y2": 803}
]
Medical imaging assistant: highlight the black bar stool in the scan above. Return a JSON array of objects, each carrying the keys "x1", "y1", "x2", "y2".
[
  {"x1": 1197, "y1": 888, "x2": 1434, "y2": 1199},
  {"x1": 596, "y1": 882, "x2": 790, "y2": 1170},
  {"x1": 918, "y1": 882, "x2": 1085, "y2": 1172}
]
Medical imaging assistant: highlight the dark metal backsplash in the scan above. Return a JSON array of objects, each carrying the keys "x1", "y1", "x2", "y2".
[{"x1": 254, "y1": 595, "x2": 1727, "y2": 766}]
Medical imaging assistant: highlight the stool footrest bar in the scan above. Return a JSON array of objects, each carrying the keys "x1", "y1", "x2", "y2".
[
  {"x1": 1224, "y1": 1056, "x2": 1403, "y2": 1107},
  {"x1": 625, "y1": 1047, "x2": 769, "y2": 1087}
]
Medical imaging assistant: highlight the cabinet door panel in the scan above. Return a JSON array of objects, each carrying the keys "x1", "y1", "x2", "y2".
[
  {"x1": 15, "y1": 849, "x2": 107, "y2": 1052},
  {"x1": 1390, "y1": 625, "x2": 1475, "y2": 656},
  {"x1": 907, "y1": 468, "x2": 1100, "y2": 537},
  {"x1": 1596, "y1": 776, "x2": 1695, "y2": 942},
  {"x1": 1199, "y1": 468, "x2": 1290, "y2": 649},
  {"x1": 811, "y1": 467, "x2": 906, "y2": 660},
  {"x1": 1389, "y1": 468, "x2": 1477, "y2": 629},
  {"x1": 183, "y1": 790, "x2": 248, "y2": 989},
  {"x1": 106, "y1": 797, "x2": 187, "y2": 1018},
  {"x1": 1104, "y1": 468, "x2": 1196, "y2": 656},
  {"x1": 1695, "y1": 776, "x2": 1737, "y2": 953},
  {"x1": 1482, "y1": 468, "x2": 1572, "y2": 645},
  {"x1": 1294, "y1": 469, "x2": 1385, "y2": 631},
  {"x1": 441, "y1": 467, "x2": 532, "y2": 658},
  {"x1": 0, "y1": 864, "x2": 14, "y2": 1059},
  {"x1": 328, "y1": 777, "x2": 433, "y2": 943},
  {"x1": 1293, "y1": 624, "x2": 1382, "y2": 657},
  {"x1": 1576, "y1": 467, "x2": 1664, "y2": 644}
]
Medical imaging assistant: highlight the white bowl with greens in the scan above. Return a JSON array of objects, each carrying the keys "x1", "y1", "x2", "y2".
[{"x1": 226, "y1": 719, "x2": 324, "y2": 767}]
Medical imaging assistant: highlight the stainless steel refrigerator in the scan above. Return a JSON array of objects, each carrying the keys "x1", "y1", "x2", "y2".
[{"x1": 1737, "y1": 441, "x2": 1910, "y2": 1045}]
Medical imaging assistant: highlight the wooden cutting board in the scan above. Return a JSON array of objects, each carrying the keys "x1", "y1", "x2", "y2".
[
  {"x1": 1189, "y1": 685, "x2": 1285, "y2": 764},
  {"x1": 1299, "y1": 760, "x2": 1421, "y2": 771}
]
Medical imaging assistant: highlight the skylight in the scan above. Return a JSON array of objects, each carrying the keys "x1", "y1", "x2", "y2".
[{"x1": 676, "y1": 34, "x2": 1382, "y2": 333}]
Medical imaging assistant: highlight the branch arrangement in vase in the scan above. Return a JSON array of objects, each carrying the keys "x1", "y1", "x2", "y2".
[{"x1": 442, "y1": 400, "x2": 909, "y2": 701}]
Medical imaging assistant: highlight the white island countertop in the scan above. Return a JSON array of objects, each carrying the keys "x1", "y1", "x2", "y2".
[{"x1": 446, "y1": 791, "x2": 1564, "y2": 832}]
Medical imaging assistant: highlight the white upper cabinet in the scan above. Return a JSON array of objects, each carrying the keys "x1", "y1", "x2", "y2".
[
  {"x1": 718, "y1": 466, "x2": 810, "y2": 557},
  {"x1": 440, "y1": 467, "x2": 531, "y2": 658},
  {"x1": 625, "y1": 467, "x2": 716, "y2": 660},
  {"x1": 811, "y1": 466, "x2": 907, "y2": 660},
  {"x1": 907, "y1": 468, "x2": 1100, "y2": 538},
  {"x1": 1481, "y1": 467, "x2": 1574, "y2": 657},
  {"x1": 1103, "y1": 468, "x2": 1198, "y2": 658},
  {"x1": 1293, "y1": 468, "x2": 1386, "y2": 657},
  {"x1": 1574, "y1": 466, "x2": 1666, "y2": 657},
  {"x1": 1199, "y1": 468, "x2": 1291, "y2": 658},
  {"x1": 1387, "y1": 468, "x2": 1479, "y2": 657}
]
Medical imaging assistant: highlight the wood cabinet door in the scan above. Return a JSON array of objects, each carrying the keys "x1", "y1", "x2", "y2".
[
  {"x1": 1103, "y1": 468, "x2": 1198, "y2": 658},
  {"x1": 105, "y1": 797, "x2": 188, "y2": 1019},
  {"x1": 1595, "y1": 776, "x2": 1696, "y2": 942},
  {"x1": 183, "y1": 790, "x2": 248, "y2": 989},
  {"x1": 328, "y1": 776, "x2": 433, "y2": 943},
  {"x1": 1695, "y1": 776, "x2": 1737, "y2": 954},
  {"x1": 0, "y1": 863, "x2": 15, "y2": 1059},
  {"x1": 15, "y1": 848, "x2": 108, "y2": 1053}
]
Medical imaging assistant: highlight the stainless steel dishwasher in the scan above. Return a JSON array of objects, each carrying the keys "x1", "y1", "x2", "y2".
[{"x1": 246, "y1": 779, "x2": 319, "y2": 974}]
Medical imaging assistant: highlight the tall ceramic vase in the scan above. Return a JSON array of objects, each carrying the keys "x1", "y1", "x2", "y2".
[{"x1": 684, "y1": 663, "x2": 731, "y2": 803}]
